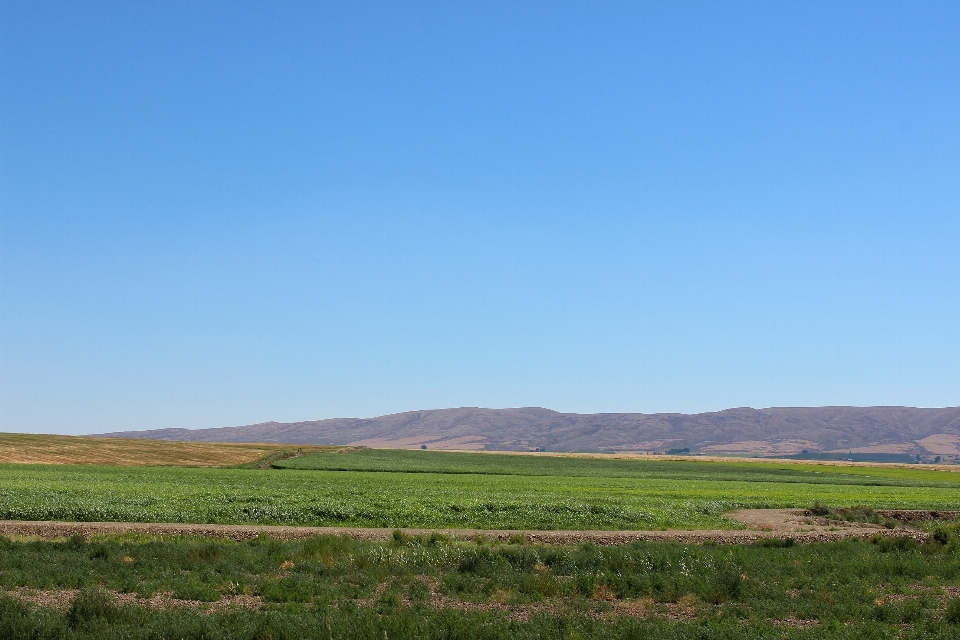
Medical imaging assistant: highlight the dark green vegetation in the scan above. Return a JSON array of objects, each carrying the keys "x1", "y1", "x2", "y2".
[
  {"x1": 278, "y1": 448, "x2": 959, "y2": 483},
  {"x1": 810, "y1": 503, "x2": 901, "y2": 529},
  {"x1": 1, "y1": 451, "x2": 959, "y2": 530},
  {"x1": 2, "y1": 525, "x2": 960, "y2": 639},
  {"x1": 781, "y1": 452, "x2": 920, "y2": 463}
]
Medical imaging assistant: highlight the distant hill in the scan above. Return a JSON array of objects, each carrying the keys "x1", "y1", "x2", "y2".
[{"x1": 96, "y1": 406, "x2": 960, "y2": 459}]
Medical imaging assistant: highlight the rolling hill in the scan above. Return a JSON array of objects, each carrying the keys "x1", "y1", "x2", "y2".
[{"x1": 97, "y1": 406, "x2": 960, "y2": 459}]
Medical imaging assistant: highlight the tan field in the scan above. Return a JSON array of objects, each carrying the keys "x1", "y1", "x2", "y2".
[
  {"x1": 437, "y1": 448, "x2": 960, "y2": 472},
  {"x1": 0, "y1": 433, "x2": 331, "y2": 467}
]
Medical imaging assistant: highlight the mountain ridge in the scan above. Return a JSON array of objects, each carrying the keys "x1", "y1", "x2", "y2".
[{"x1": 96, "y1": 405, "x2": 960, "y2": 459}]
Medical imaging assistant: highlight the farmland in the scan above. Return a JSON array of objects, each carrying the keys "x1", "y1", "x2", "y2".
[
  {"x1": 0, "y1": 448, "x2": 958, "y2": 531},
  {"x1": 0, "y1": 433, "x2": 329, "y2": 467},
  {"x1": 277, "y1": 447, "x2": 960, "y2": 480},
  {"x1": 1, "y1": 444, "x2": 960, "y2": 637}
]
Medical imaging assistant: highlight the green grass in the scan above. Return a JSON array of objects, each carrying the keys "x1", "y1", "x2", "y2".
[
  {"x1": 1, "y1": 527, "x2": 959, "y2": 638},
  {"x1": 278, "y1": 448, "x2": 960, "y2": 484},
  {"x1": 2, "y1": 451, "x2": 960, "y2": 637},
  {"x1": 0, "y1": 450, "x2": 958, "y2": 530}
]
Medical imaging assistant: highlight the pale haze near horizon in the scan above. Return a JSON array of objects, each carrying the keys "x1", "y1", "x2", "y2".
[{"x1": 1, "y1": 2, "x2": 958, "y2": 435}]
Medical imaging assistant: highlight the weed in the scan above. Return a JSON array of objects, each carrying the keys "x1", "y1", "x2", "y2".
[
  {"x1": 67, "y1": 589, "x2": 120, "y2": 629},
  {"x1": 931, "y1": 526, "x2": 953, "y2": 545},
  {"x1": 427, "y1": 531, "x2": 448, "y2": 545},
  {"x1": 0, "y1": 532, "x2": 958, "y2": 635},
  {"x1": 705, "y1": 563, "x2": 744, "y2": 603},
  {"x1": 260, "y1": 576, "x2": 313, "y2": 603},
  {"x1": 173, "y1": 578, "x2": 220, "y2": 602},
  {"x1": 810, "y1": 500, "x2": 831, "y2": 516},
  {"x1": 592, "y1": 583, "x2": 617, "y2": 601},
  {"x1": 751, "y1": 537, "x2": 795, "y2": 548},
  {"x1": 870, "y1": 535, "x2": 920, "y2": 553},
  {"x1": 946, "y1": 598, "x2": 960, "y2": 624}
]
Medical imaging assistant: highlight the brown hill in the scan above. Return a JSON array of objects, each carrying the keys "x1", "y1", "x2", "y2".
[{"x1": 97, "y1": 406, "x2": 960, "y2": 459}]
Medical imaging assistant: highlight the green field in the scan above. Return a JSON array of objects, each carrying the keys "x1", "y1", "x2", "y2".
[
  {"x1": 3, "y1": 449, "x2": 960, "y2": 637},
  {"x1": 278, "y1": 448, "x2": 959, "y2": 482},
  {"x1": 2, "y1": 528, "x2": 960, "y2": 638},
  {"x1": 1, "y1": 449, "x2": 958, "y2": 530}
]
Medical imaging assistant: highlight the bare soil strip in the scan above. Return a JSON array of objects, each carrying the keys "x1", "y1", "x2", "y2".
[
  {"x1": 1, "y1": 509, "x2": 949, "y2": 545},
  {"x1": 4, "y1": 587, "x2": 263, "y2": 612},
  {"x1": 0, "y1": 586, "x2": 695, "y2": 621}
]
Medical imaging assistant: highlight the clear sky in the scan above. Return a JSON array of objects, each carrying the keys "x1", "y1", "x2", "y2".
[{"x1": 1, "y1": 1, "x2": 958, "y2": 435}]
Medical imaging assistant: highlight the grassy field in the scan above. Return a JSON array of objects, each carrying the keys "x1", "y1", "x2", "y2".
[
  {"x1": 0, "y1": 433, "x2": 331, "y2": 467},
  {"x1": 1, "y1": 527, "x2": 959, "y2": 639},
  {"x1": 0, "y1": 448, "x2": 958, "y2": 530},
  {"x1": 282, "y1": 447, "x2": 960, "y2": 473},
  {"x1": 278, "y1": 447, "x2": 960, "y2": 481},
  {"x1": 2, "y1": 446, "x2": 960, "y2": 637}
]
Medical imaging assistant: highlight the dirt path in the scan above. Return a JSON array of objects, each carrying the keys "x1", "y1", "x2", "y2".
[{"x1": 0, "y1": 509, "x2": 949, "y2": 545}]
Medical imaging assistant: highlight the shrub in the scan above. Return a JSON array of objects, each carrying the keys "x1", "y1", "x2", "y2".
[
  {"x1": 65, "y1": 535, "x2": 86, "y2": 550},
  {"x1": 871, "y1": 536, "x2": 919, "y2": 553},
  {"x1": 407, "y1": 580, "x2": 432, "y2": 604},
  {"x1": 0, "y1": 594, "x2": 50, "y2": 638},
  {"x1": 503, "y1": 545, "x2": 539, "y2": 572},
  {"x1": 259, "y1": 576, "x2": 313, "y2": 603},
  {"x1": 705, "y1": 563, "x2": 744, "y2": 603},
  {"x1": 518, "y1": 565, "x2": 559, "y2": 598},
  {"x1": 173, "y1": 579, "x2": 221, "y2": 602},
  {"x1": 947, "y1": 598, "x2": 960, "y2": 624},
  {"x1": 67, "y1": 589, "x2": 120, "y2": 629},
  {"x1": 87, "y1": 545, "x2": 110, "y2": 560},
  {"x1": 591, "y1": 583, "x2": 617, "y2": 601},
  {"x1": 752, "y1": 537, "x2": 795, "y2": 548},
  {"x1": 457, "y1": 548, "x2": 497, "y2": 575},
  {"x1": 376, "y1": 590, "x2": 401, "y2": 613},
  {"x1": 810, "y1": 501, "x2": 831, "y2": 516},
  {"x1": 931, "y1": 526, "x2": 952, "y2": 546},
  {"x1": 427, "y1": 531, "x2": 449, "y2": 545}
]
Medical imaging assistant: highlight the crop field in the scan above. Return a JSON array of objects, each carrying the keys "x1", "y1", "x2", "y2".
[
  {"x1": 2, "y1": 447, "x2": 960, "y2": 638},
  {"x1": 0, "y1": 433, "x2": 329, "y2": 467},
  {"x1": 277, "y1": 447, "x2": 960, "y2": 480},
  {"x1": 1, "y1": 448, "x2": 958, "y2": 531}
]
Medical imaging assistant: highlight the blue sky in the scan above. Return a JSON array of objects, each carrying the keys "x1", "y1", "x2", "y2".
[{"x1": 1, "y1": 1, "x2": 958, "y2": 434}]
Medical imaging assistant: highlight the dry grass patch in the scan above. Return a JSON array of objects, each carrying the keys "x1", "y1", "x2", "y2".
[{"x1": 0, "y1": 433, "x2": 331, "y2": 467}]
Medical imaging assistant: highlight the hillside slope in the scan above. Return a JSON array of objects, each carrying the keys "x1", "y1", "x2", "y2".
[{"x1": 97, "y1": 406, "x2": 960, "y2": 458}]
